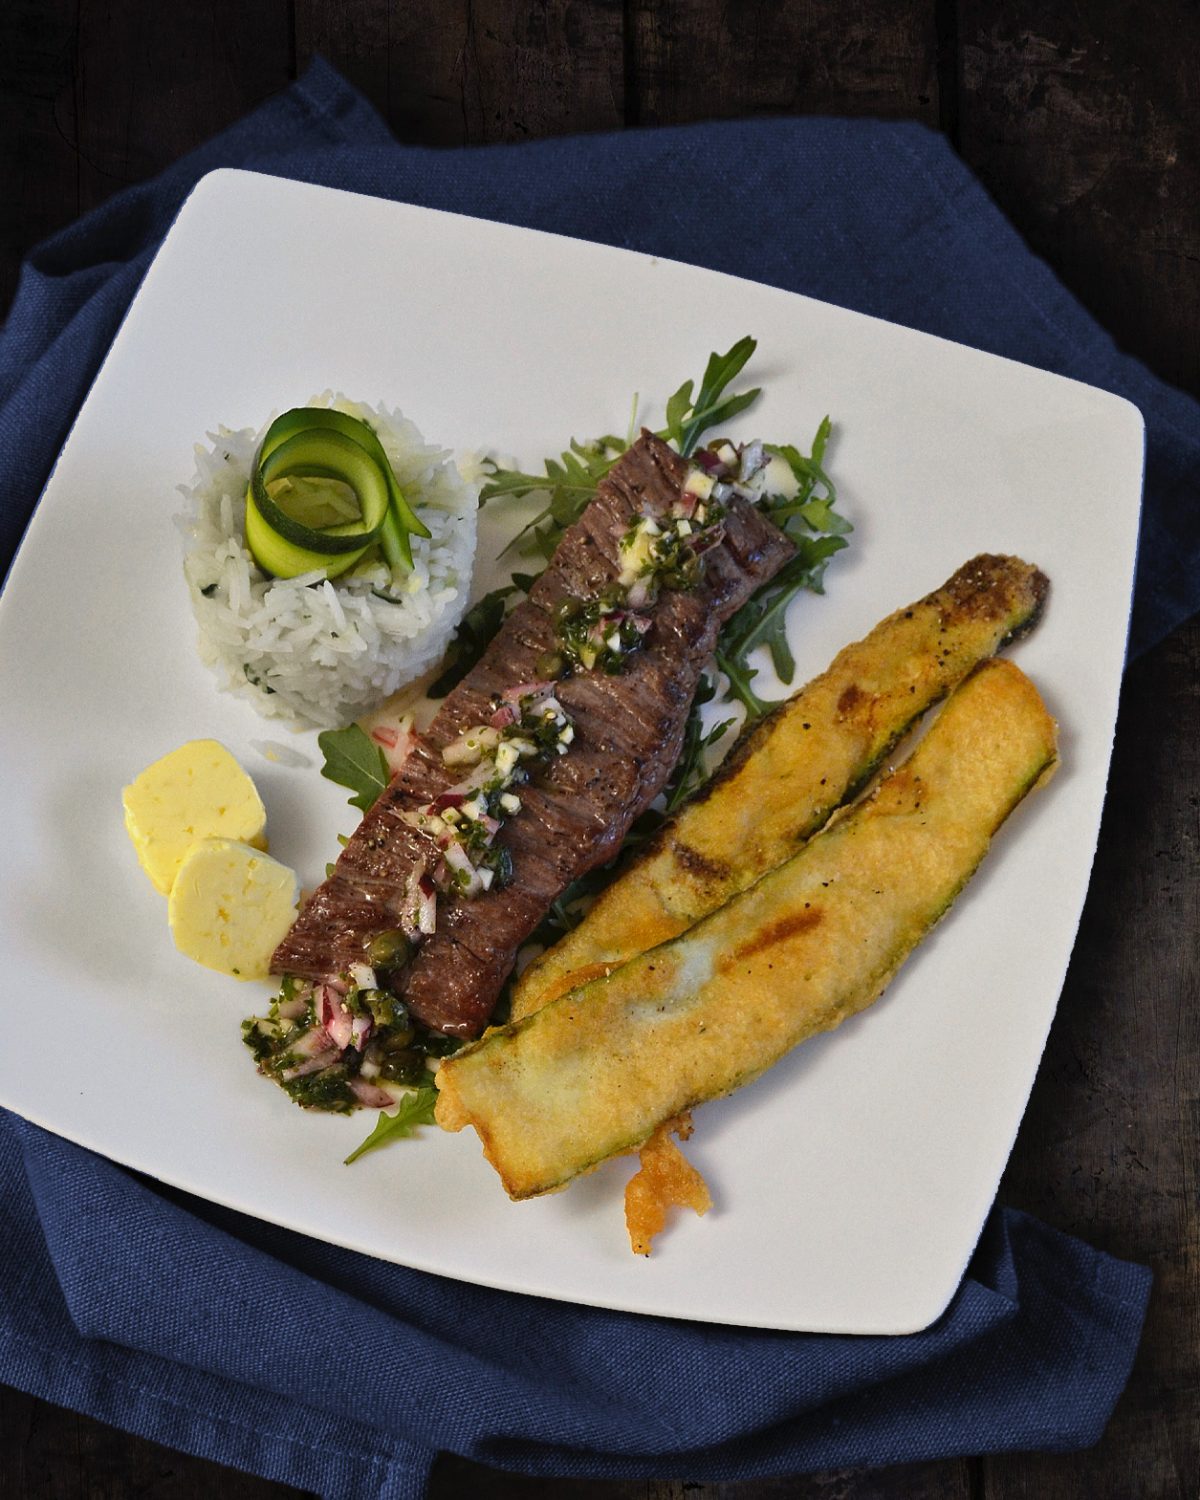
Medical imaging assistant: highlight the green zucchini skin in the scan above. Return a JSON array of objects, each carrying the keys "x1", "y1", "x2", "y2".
[
  {"x1": 436, "y1": 658, "x2": 1058, "y2": 1199},
  {"x1": 511, "y1": 554, "x2": 1048, "y2": 1020}
]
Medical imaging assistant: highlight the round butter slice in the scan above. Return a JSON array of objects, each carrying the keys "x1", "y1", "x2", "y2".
[
  {"x1": 123, "y1": 740, "x2": 267, "y2": 895},
  {"x1": 168, "y1": 839, "x2": 298, "y2": 980}
]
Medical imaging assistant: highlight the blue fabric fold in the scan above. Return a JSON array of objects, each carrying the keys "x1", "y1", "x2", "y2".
[
  {"x1": 5, "y1": 60, "x2": 1198, "y2": 652},
  {"x1": 0, "y1": 54, "x2": 1175, "y2": 1496},
  {"x1": 1, "y1": 1112, "x2": 1150, "y2": 1498}
]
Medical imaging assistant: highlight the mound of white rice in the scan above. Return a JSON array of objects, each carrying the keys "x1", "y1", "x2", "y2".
[{"x1": 178, "y1": 394, "x2": 478, "y2": 729}]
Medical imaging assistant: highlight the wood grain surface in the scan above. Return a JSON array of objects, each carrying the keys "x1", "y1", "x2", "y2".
[{"x1": 1, "y1": 3, "x2": 1196, "y2": 1498}]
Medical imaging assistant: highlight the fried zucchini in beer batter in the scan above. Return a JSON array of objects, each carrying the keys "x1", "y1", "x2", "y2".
[
  {"x1": 436, "y1": 659, "x2": 1058, "y2": 1200},
  {"x1": 511, "y1": 554, "x2": 1047, "y2": 1021}
]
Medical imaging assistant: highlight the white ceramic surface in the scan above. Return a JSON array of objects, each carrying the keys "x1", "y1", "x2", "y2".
[{"x1": 0, "y1": 169, "x2": 1143, "y2": 1334}]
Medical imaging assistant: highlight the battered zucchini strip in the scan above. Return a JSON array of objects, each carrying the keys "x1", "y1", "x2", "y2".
[
  {"x1": 510, "y1": 554, "x2": 1047, "y2": 1021},
  {"x1": 436, "y1": 658, "x2": 1058, "y2": 1199}
]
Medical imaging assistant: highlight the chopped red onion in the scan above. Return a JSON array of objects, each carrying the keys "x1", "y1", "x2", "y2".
[
  {"x1": 414, "y1": 871, "x2": 438, "y2": 933},
  {"x1": 692, "y1": 525, "x2": 726, "y2": 555},
  {"x1": 319, "y1": 985, "x2": 354, "y2": 1051},
  {"x1": 502, "y1": 679, "x2": 555, "y2": 705},
  {"x1": 739, "y1": 439, "x2": 766, "y2": 480},
  {"x1": 456, "y1": 759, "x2": 494, "y2": 794},
  {"x1": 349, "y1": 1078, "x2": 397, "y2": 1109},
  {"x1": 280, "y1": 1049, "x2": 342, "y2": 1081},
  {"x1": 442, "y1": 840, "x2": 473, "y2": 873},
  {"x1": 291, "y1": 1024, "x2": 335, "y2": 1059},
  {"x1": 350, "y1": 1015, "x2": 372, "y2": 1052},
  {"x1": 382, "y1": 722, "x2": 416, "y2": 774},
  {"x1": 674, "y1": 489, "x2": 698, "y2": 519},
  {"x1": 276, "y1": 997, "x2": 308, "y2": 1021},
  {"x1": 443, "y1": 840, "x2": 486, "y2": 897}
]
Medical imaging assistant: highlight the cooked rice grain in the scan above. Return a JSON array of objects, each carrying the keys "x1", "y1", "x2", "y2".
[{"x1": 178, "y1": 395, "x2": 477, "y2": 729}]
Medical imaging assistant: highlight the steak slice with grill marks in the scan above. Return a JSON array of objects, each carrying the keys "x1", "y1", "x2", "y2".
[{"x1": 272, "y1": 431, "x2": 796, "y2": 1036}]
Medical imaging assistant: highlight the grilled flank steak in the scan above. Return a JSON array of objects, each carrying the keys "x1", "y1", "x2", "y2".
[{"x1": 271, "y1": 432, "x2": 796, "y2": 1038}]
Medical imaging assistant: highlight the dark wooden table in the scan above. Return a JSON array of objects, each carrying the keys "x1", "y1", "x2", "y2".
[{"x1": 2, "y1": 5, "x2": 1196, "y2": 1498}]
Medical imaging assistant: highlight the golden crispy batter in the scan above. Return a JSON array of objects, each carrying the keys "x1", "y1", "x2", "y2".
[
  {"x1": 624, "y1": 1114, "x2": 711, "y2": 1256},
  {"x1": 511, "y1": 554, "x2": 1047, "y2": 1022},
  {"x1": 435, "y1": 659, "x2": 1058, "y2": 1199}
]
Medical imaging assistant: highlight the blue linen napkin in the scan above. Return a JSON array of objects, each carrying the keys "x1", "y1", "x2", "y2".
[{"x1": 0, "y1": 55, "x2": 1182, "y2": 1498}]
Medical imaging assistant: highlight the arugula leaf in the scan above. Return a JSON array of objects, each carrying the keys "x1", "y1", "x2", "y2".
[
  {"x1": 719, "y1": 536, "x2": 848, "y2": 694},
  {"x1": 710, "y1": 415, "x2": 852, "y2": 727},
  {"x1": 617, "y1": 682, "x2": 735, "y2": 858},
  {"x1": 536, "y1": 866, "x2": 611, "y2": 939},
  {"x1": 659, "y1": 678, "x2": 734, "y2": 817},
  {"x1": 344, "y1": 1086, "x2": 439, "y2": 1164},
  {"x1": 428, "y1": 584, "x2": 520, "y2": 698},
  {"x1": 768, "y1": 445, "x2": 848, "y2": 535},
  {"x1": 664, "y1": 379, "x2": 694, "y2": 450},
  {"x1": 480, "y1": 337, "x2": 764, "y2": 560},
  {"x1": 484, "y1": 438, "x2": 621, "y2": 559},
  {"x1": 715, "y1": 644, "x2": 774, "y2": 723},
  {"x1": 317, "y1": 724, "x2": 390, "y2": 813},
  {"x1": 683, "y1": 387, "x2": 761, "y2": 450},
  {"x1": 680, "y1": 335, "x2": 760, "y2": 454},
  {"x1": 696, "y1": 335, "x2": 756, "y2": 405},
  {"x1": 811, "y1": 412, "x2": 831, "y2": 466}
]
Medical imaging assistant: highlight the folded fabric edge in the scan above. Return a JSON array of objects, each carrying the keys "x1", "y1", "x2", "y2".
[
  {"x1": 1012, "y1": 1211, "x2": 1154, "y2": 1449},
  {"x1": 0, "y1": 1326, "x2": 432, "y2": 1500},
  {"x1": 0, "y1": 1112, "x2": 1155, "y2": 1490},
  {"x1": 449, "y1": 1226, "x2": 1153, "y2": 1481}
]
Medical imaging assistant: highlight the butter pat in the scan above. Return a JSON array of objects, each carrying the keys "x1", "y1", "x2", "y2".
[
  {"x1": 123, "y1": 740, "x2": 267, "y2": 894},
  {"x1": 168, "y1": 839, "x2": 298, "y2": 980}
]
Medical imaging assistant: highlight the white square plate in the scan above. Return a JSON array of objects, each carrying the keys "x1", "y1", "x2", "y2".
[{"x1": 0, "y1": 169, "x2": 1143, "y2": 1333}]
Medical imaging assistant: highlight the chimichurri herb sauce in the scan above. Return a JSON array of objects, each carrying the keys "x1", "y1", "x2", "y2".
[
  {"x1": 548, "y1": 445, "x2": 757, "y2": 677},
  {"x1": 243, "y1": 973, "x2": 460, "y2": 1113}
]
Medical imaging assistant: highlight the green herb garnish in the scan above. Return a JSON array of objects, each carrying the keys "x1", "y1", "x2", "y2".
[
  {"x1": 446, "y1": 339, "x2": 849, "y2": 738},
  {"x1": 712, "y1": 417, "x2": 849, "y2": 724},
  {"x1": 481, "y1": 335, "x2": 763, "y2": 561},
  {"x1": 317, "y1": 724, "x2": 390, "y2": 813},
  {"x1": 667, "y1": 334, "x2": 761, "y2": 456},
  {"x1": 663, "y1": 681, "x2": 736, "y2": 817},
  {"x1": 717, "y1": 531, "x2": 848, "y2": 721},
  {"x1": 344, "y1": 1086, "x2": 439, "y2": 1164}
]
